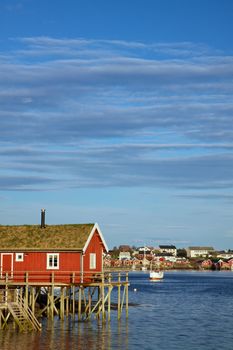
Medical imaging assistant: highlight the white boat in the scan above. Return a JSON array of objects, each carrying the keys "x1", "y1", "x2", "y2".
[
  {"x1": 149, "y1": 261, "x2": 164, "y2": 280},
  {"x1": 149, "y1": 270, "x2": 164, "y2": 281}
]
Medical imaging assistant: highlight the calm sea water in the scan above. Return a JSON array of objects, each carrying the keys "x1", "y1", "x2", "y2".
[{"x1": 1, "y1": 270, "x2": 233, "y2": 350}]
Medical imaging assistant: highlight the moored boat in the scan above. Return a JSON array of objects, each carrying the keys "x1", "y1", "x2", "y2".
[{"x1": 149, "y1": 270, "x2": 164, "y2": 281}]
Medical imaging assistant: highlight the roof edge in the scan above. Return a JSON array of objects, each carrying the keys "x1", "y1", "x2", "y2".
[{"x1": 83, "y1": 223, "x2": 109, "y2": 253}]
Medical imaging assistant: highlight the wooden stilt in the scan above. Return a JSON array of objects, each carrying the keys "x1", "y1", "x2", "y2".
[
  {"x1": 88, "y1": 288, "x2": 91, "y2": 317},
  {"x1": 108, "y1": 273, "x2": 111, "y2": 321},
  {"x1": 117, "y1": 273, "x2": 121, "y2": 320},
  {"x1": 46, "y1": 287, "x2": 50, "y2": 318},
  {"x1": 60, "y1": 287, "x2": 65, "y2": 320},
  {"x1": 101, "y1": 273, "x2": 105, "y2": 322},
  {"x1": 78, "y1": 287, "x2": 82, "y2": 320},
  {"x1": 0, "y1": 270, "x2": 130, "y2": 329},
  {"x1": 72, "y1": 272, "x2": 75, "y2": 318},
  {"x1": 97, "y1": 286, "x2": 101, "y2": 319},
  {"x1": 65, "y1": 287, "x2": 69, "y2": 316},
  {"x1": 31, "y1": 287, "x2": 35, "y2": 314},
  {"x1": 125, "y1": 272, "x2": 129, "y2": 318},
  {"x1": 51, "y1": 273, "x2": 55, "y2": 320},
  {"x1": 82, "y1": 287, "x2": 87, "y2": 309},
  {"x1": 120, "y1": 286, "x2": 126, "y2": 315},
  {"x1": 72, "y1": 285, "x2": 75, "y2": 318},
  {"x1": 25, "y1": 272, "x2": 29, "y2": 309}
]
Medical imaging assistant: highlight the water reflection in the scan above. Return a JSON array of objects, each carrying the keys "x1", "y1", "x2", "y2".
[
  {"x1": 1, "y1": 272, "x2": 233, "y2": 350},
  {"x1": 0, "y1": 315, "x2": 129, "y2": 350}
]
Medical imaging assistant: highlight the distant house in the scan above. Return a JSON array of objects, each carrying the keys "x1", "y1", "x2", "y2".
[
  {"x1": 201, "y1": 259, "x2": 213, "y2": 268},
  {"x1": 217, "y1": 251, "x2": 233, "y2": 259},
  {"x1": 155, "y1": 252, "x2": 177, "y2": 262},
  {"x1": 159, "y1": 245, "x2": 177, "y2": 256},
  {"x1": 138, "y1": 246, "x2": 152, "y2": 255},
  {"x1": 119, "y1": 252, "x2": 131, "y2": 260},
  {"x1": 0, "y1": 222, "x2": 108, "y2": 283},
  {"x1": 186, "y1": 246, "x2": 215, "y2": 258}
]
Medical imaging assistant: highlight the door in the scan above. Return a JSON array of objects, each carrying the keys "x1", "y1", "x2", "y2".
[{"x1": 1, "y1": 254, "x2": 13, "y2": 278}]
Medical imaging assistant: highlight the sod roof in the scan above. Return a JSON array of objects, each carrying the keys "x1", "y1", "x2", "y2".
[{"x1": 0, "y1": 224, "x2": 95, "y2": 251}]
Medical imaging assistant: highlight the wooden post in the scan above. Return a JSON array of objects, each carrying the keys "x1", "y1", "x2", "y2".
[
  {"x1": 51, "y1": 272, "x2": 55, "y2": 320},
  {"x1": 97, "y1": 286, "x2": 101, "y2": 319},
  {"x1": 88, "y1": 287, "x2": 91, "y2": 317},
  {"x1": 25, "y1": 272, "x2": 29, "y2": 309},
  {"x1": 47, "y1": 287, "x2": 50, "y2": 318},
  {"x1": 78, "y1": 287, "x2": 82, "y2": 320},
  {"x1": 108, "y1": 273, "x2": 111, "y2": 322},
  {"x1": 5, "y1": 273, "x2": 8, "y2": 304},
  {"x1": 72, "y1": 286, "x2": 75, "y2": 318},
  {"x1": 60, "y1": 287, "x2": 65, "y2": 320},
  {"x1": 101, "y1": 272, "x2": 105, "y2": 322},
  {"x1": 20, "y1": 287, "x2": 23, "y2": 308},
  {"x1": 31, "y1": 287, "x2": 35, "y2": 314},
  {"x1": 125, "y1": 272, "x2": 129, "y2": 318},
  {"x1": 72, "y1": 272, "x2": 75, "y2": 318},
  {"x1": 117, "y1": 272, "x2": 121, "y2": 319},
  {"x1": 66, "y1": 287, "x2": 69, "y2": 316}
]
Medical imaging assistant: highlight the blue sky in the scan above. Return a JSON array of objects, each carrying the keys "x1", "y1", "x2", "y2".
[{"x1": 0, "y1": 0, "x2": 233, "y2": 249}]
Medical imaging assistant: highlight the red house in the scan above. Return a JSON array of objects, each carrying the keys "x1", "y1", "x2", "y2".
[{"x1": 0, "y1": 222, "x2": 108, "y2": 284}]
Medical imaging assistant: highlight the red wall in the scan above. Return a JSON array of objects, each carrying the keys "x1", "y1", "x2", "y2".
[
  {"x1": 13, "y1": 252, "x2": 81, "y2": 272},
  {"x1": 0, "y1": 229, "x2": 105, "y2": 284},
  {"x1": 4, "y1": 252, "x2": 81, "y2": 283},
  {"x1": 83, "y1": 229, "x2": 103, "y2": 273}
]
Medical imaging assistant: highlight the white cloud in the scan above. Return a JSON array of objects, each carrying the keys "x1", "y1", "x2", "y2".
[{"x1": 0, "y1": 37, "x2": 233, "y2": 191}]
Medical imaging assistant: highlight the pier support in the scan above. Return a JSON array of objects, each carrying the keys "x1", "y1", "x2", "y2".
[{"x1": 0, "y1": 270, "x2": 130, "y2": 330}]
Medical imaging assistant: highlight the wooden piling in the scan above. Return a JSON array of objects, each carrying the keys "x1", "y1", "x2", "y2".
[
  {"x1": 117, "y1": 272, "x2": 121, "y2": 320},
  {"x1": 78, "y1": 287, "x2": 82, "y2": 320},
  {"x1": 60, "y1": 287, "x2": 65, "y2": 320},
  {"x1": 125, "y1": 272, "x2": 129, "y2": 318},
  {"x1": 101, "y1": 273, "x2": 105, "y2": 322},
  {"x1": 108, "y1": 273, "x2": 111, "y2": 321},
  {"x1": 0, "y1": 270, "x2": 130, "y2": 330}
]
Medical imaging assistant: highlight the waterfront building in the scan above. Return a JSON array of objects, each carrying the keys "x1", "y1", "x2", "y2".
[
  {"x1": 159, "y1": 245, "x2": 177, "y2": 256},
  {"x1": 0, "y1": 222, "x2": 108, "y2": 283},
  {"x1": 217, "y1": 251, "x2": 233, "y2": 259},
  {"x1": 0, "y1": 211, "x2": 129, "y2": 331},
  {"x1": 138, "y1": 246, "x2": 152, "y2": 255},
  {"x1": 119, "y1": 251, "x2": 131, "y2": 260},
  {"x1": 186, "y1": 246, "x2": 215, "y2": 258}
]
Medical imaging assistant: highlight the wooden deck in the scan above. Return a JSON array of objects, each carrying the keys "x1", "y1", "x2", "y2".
[{"x1": 0, "y1": 270, "x2": 129, "y2": 331}]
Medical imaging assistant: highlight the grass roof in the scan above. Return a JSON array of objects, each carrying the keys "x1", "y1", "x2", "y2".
[{"x1": 0, "y1": 224, "x2": 95, "y2": 251}]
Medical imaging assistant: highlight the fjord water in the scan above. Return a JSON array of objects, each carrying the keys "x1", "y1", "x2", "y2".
[{"x1": 1, "y1": 271, "x2": 233, "y2": 350}]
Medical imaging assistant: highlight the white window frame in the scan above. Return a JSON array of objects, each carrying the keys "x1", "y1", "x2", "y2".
[
  {"x1": 15, "y1": 253, "x2": 24, "y2": 262},
  {"x1": 46, "y1": 253, "x2": 59, "y2": 270},
  {"x1": 90, "y1": 253, "x2": 96, "y2": 269}
]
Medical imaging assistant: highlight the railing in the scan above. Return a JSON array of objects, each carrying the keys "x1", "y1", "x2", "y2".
[
  {"x1": 0, "y1": 270, "x2": 129, "y2": 285},
  {"x1": 16, "y1": 292, "x2": 42, "y2": 331},
  {"x1": 0, "y1": 289, "x2": 42, "y2": 331}
]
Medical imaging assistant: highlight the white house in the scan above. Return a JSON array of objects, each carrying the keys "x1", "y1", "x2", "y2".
[
  {"x1": 119, "y1": 252, "x2": 131, "y2": 260},
  {"x1": 138, "y1": 246, "x2": 152, "y2": 255},
  {"x1": 159, "y1": 245, "x2": 177, "y2": 256},
  {"x1": 186, "y1": 246, "x2": 215, "y2": 258}
]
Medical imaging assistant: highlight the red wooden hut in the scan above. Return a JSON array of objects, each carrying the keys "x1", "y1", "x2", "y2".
[{"x1": 0, "y1": 222, "x2": 108, "y2": 284}]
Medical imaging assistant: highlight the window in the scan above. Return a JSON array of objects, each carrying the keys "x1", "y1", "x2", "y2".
[
  {"x1": 16, "y1": 253, "x2": 24, "y2": 262},
  {"x1": 90, "y1": 253, "x2": 96, "y2": 269},
  {"x1": 47, "y1": 254, "x2": 59, "y2": 269}
]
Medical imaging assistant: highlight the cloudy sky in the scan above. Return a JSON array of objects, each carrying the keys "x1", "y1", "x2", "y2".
[{"x1": 1, "y1": 0, "x2": 233, "y2": 249}]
